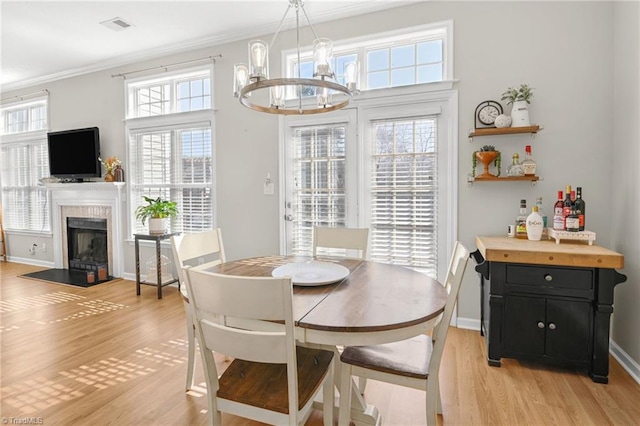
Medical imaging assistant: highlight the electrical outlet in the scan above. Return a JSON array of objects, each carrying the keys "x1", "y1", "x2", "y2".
[{"x1": 41, "y1": 243, "x2": 47, "y2": 252}]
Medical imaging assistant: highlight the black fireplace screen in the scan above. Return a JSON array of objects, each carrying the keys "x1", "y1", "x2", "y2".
[{"x1": 67, "y1": 217, "x2": 108, "y2": 272}]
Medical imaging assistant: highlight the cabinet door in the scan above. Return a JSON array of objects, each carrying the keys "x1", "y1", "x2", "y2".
[
  {"x1": 545, "y1": 299, "x2": 592, "y2": 362},
  {"x1": 504, "y1": 295, "x2": 546, "y2": 356}
]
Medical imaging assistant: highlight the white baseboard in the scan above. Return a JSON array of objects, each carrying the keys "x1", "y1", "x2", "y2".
[
  {"x1": 610, "y1": 339, "x2": 640, "y2": 385},
  {"x1": 456, "y1": 316, "x2": 481, "y2": 331},
  {"x1": 7, "y1": 256, "x2": 54, "y2": 268}
]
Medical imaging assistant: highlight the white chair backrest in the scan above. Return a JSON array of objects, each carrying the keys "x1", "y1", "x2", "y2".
[
  {"x1": 430, "y1": 241, "x2": 469, "y2": 374},
  {"x1": 171, "y1": 229, "x2": 226, "y2": 289},
  {"x1": 312, "y1": 226, "x2": 369, "y2": 259},
  {"x1": 185, "y1": 268, "x2": 299, "y2": 413}
]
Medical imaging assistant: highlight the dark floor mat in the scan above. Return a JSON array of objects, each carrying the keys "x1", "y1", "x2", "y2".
[{"x1": 20, "y1": 268, "x2": 118, "y2": 288}]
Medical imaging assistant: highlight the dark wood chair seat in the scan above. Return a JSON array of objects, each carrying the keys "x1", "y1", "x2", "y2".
[
  {"x1": 340, "y1": 335, "x2": 432, "y2": 380},
  {"x1": 219, "y1": 346, "x2": 334, "y2": 414}
]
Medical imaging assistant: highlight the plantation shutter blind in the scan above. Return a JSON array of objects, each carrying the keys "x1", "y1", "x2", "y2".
[
  {"x1": 0, "y1": 138, "x2": 50, "y2": 231},
  {"x1": 129, "y1": 122, "x2": 213, "y2": 234},
  {"x1": 369, "y1": 115, "x2": 438, "y2": 277},
  {"x1": 290, "y1": 123, "x2": 347, "y2": 257}
]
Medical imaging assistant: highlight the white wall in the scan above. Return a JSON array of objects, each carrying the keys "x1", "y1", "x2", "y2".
[
  {"x1": 611, "y1": 1, "x2": 640, "y2": 369},
  {"x1": 4, "y1": 1, "x2": 638, "y2": 366}
]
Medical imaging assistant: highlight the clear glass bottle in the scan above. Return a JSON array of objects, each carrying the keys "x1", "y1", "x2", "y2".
[
  {"x1": 515, "y1": 199, "x2": 528, "y2": 239},
  {"x1": 522, "y1": 145, "x2": 537, "y2": 176},
  {"x1": 506, "y1": 153, "x2": 524, "y2": 177},
  {"x1": 535, "y1": 197, "x2": 548, "y2": 239}
]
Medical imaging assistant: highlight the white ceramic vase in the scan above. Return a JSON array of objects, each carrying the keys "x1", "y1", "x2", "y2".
[
  {"x1": 511, "y1": 100, "x2": 530, "y2": 127},
  {"x1": 148, "y1": 218, "x2": 167, "y2": 234}
]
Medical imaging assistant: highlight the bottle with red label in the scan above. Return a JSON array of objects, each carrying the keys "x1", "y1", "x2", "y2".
[
  {"x1": 574, "y1": 187, "x2": 586, "y2": 231},
  {"x1": 553, "y1": 190, "x2": 565, "y2": 230}
]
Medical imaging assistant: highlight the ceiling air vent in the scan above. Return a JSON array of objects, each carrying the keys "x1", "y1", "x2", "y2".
[{"x1": 100, "y1": 17, "x2": 132, "y2": 32}]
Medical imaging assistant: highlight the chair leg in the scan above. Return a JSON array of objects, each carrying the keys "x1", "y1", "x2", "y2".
[
  {"x1": 338, "y1": 364, "x2": 353, "y2": 426},
  {"x1": 426, "y1": 378, "x2": 439, "y2": 426},
  {"x1": 185, "y1": 316, "x2": 196, "y2": 391},
  {"x1": 323, "y1": 360, "x2": 335, "y2": 426}
]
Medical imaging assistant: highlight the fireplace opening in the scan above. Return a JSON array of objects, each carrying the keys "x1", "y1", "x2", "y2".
[{"x1": 67, "y1": 217, "x2": 108, "y2": 274}]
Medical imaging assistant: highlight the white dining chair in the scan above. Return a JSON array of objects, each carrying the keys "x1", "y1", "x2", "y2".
[
  {"x1": 338, "y1": 241, "x2": 470, "y2": 426},
  {"x1": 313, "y1": 226, "x2": 369, "y2": 259},
  {"x1": 170, "y1": 229, "x2": 226, "y2": 391},
  {"x1": 185, "y1": 268, "x2": 335, "y2": 426}
]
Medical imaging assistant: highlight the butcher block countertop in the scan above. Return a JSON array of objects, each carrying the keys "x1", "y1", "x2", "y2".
[{"x1": 476, "y1": 236, "x2": 624, "y2": 269}]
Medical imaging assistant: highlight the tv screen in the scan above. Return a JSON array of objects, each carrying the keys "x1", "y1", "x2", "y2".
[{"x1": 47, "y1": 127, "x2": 101, "y2": 182}]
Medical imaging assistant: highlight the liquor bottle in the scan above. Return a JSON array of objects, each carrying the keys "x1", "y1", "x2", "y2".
[
  {"x1": 535, "y1": 197, "x2": 548, "y2": 238},
  {"x1": 566, "y1": 205, "x2": 580, "y2": 232},
  {"x1": 515, "y1": 199, "x2": 528, "y2": 239},
  {"x1": 506, "y1": 153, "x2": 524, "y2": 177},
  {"x1": 574, "y1": 187, "x2": 586, "y2": 231},
  {"x1": 526, "y1": 206, "x2": 544, "y2": 241},
  {"x1": 553, "y1": 190, "x2": 565, "y2": 230},
  {"x1": 522, "y1": 145, "x2": 537, "y2": 176},
  {"x1": 562, "y1": 185, "x2": 573, "y2": 228}
]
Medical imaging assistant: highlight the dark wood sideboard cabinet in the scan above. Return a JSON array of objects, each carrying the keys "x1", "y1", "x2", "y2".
[{"x1": 472, "y1": 236, "x2": 626, "y2": 383}]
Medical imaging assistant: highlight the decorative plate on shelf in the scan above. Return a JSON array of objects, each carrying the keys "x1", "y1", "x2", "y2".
[{"x1": 272, "y1": 261, "x2": 350, "y2": 286}]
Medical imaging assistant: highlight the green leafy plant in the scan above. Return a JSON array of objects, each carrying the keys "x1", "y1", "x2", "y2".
[
  {"x1": 480, "y1": 145, "x2": 496, "y2": 152},
  {"x1": 501, "y1": 84, "x2": 534, "y2": 105},
  {"x1": 135, "y1": 196, "x2": 178, "y2": 225}
]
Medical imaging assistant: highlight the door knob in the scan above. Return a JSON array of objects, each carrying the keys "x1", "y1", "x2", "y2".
[
  {"x1": 544, "y1": 274, "x2": 553, "y2": 282},
  {"x1": 537, "y1": 321, "x2": 545, "y2": 329},
  {"x1": 548, "y1": 323, "x2": 557, "y2": 330}
]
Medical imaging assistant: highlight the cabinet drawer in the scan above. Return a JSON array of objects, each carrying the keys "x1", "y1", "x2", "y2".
[{"x1": 505, "y1": 265, "x2": 593, "y2": 296}]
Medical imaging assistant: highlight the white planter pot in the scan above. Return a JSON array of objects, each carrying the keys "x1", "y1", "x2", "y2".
[
  {"x1": 511, "y1": 100, "x2": 530, "y2": 127},
  {"x1": 148, "y1": 218, "x2": 167, "y2": 234}
]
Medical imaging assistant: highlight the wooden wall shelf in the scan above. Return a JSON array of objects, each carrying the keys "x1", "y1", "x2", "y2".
[
  {"x1": 469, "y1": 125, "x2": 542, "y2": 139},
  {"x1": 467, "y1": 175, "x2": 540, "y2": 185}
]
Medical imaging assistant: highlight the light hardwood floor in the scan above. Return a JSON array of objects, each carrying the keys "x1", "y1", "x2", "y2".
[{"x1": 1, "y1": 261, "x2": 639, "y2": 425}]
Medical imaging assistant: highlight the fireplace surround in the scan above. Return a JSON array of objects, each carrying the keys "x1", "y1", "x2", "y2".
[{"x1": 48, "y1": 182, "x2": 125, "y2": 278}]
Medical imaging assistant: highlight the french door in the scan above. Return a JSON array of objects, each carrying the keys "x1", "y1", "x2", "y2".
[{"x1": 282, "y1": 110, "x2": 358, "y2": 256}]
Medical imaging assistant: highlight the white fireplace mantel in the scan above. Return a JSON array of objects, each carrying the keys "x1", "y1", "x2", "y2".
[{"x1": 48, "y1": 182, "x2": 126, "y2": 278}]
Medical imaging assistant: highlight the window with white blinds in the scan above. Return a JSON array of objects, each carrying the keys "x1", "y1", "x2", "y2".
[
  {"x1": 125, "y1": 66, "x2": 214, "y2": 235},
  {"x1": 0, "y1": 96, "x2": 50, "y2": 232},
  {"x1": 289, "y1": 123, "x2": 347, "y2": 256},
  {"x1": 369, "y1": 116, "x2": 438, "y2": 277}
]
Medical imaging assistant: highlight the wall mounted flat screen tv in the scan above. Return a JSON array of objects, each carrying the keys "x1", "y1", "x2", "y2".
[{"x1": 47, "y1": 127, "x2": 101, "y2": 182}]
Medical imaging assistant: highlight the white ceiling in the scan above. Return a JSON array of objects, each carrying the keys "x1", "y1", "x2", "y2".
[{"x1": 1, "y1": 0, "x2": 416, "y2": 92}]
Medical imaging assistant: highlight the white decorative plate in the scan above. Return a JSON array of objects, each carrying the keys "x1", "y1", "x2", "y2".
[{"x1": 272, "y1": 261, "x2": 350, "y2": 286}]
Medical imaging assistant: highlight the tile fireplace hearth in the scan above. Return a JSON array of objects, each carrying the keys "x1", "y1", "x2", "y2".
[{"x1": 48, "y1": 182, "x2": 125, "y2": 278}]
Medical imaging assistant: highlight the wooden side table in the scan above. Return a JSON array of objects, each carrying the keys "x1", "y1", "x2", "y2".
[{"x1": 134, "y1": 232, "x2": 180, "y2": 299}]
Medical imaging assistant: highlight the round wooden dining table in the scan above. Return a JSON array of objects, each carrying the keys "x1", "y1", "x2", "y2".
[{"x1": 206, "y1": 255, "x2": 447, "y2": 426}]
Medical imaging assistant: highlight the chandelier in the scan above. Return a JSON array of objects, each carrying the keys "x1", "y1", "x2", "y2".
[{"x1": 233, "y1": 0, "x2": 359, "y2": 115}]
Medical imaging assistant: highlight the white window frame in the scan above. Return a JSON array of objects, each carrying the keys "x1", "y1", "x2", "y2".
[
  {"x1": 283, "y1": 20, "x2": 454, "y2": 95},
  {"x1": 0, "y1": 94, "x2": 50, "y2": 234},
  {"x1": 124, "y1": 65, "x2": 216, "y2": 237}
]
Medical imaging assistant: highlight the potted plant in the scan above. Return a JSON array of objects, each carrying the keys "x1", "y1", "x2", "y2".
[
  {"x1": 135, "y1": 196, "x2": 178, "y2": 234},
  {"x1": 501, "y1": 83, "x2": 534, "y2": 127},
  {"x1": 473, "y1": 145, "x2": 501, "y2": 178}
]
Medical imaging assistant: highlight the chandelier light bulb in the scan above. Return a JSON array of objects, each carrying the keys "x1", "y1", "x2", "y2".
[
  {"x1": 233, "y1": 63, "x2": 249, "y2": 97},
  {"x1": 344, "y1": 61, "x2": 360, "y2": 93},
  {"x1": 249, "y1": 40, "x2": 269, "y2": 79},
  {"x1": 313, "y1": 38, "x2": 333, "y2": 78},
  {"x1": 270, "y1": 86, "x2": 285, "y2": 108}
]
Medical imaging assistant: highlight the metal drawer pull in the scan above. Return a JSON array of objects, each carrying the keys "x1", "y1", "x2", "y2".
[
  {"x1": 544, "y1": 274, "x2": 553, "y2": 282},
  {"x1": 537, "y1": 321, "x2": 545, "y2": 329},
  {"x1": 548, "y1": 323, "x2": 557, "y2": 330}
]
